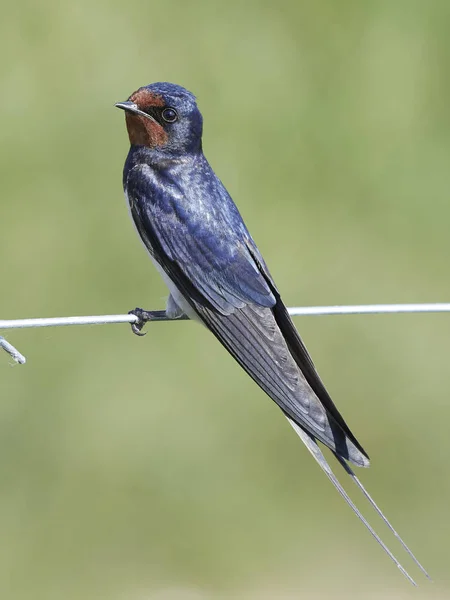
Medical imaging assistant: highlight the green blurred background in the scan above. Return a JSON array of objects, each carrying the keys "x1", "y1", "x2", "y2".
[{"x1": 1, "y1": 0, "x2": 449, "y2": 598}]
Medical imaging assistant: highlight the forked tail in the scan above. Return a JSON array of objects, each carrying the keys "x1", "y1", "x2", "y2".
[{"x1": 287, "y1": 417, "x2": 430, "y2": 586}]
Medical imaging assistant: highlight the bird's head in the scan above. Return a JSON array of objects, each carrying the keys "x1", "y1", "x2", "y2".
[{"x1": 115, "y1": 82, "x2": 203, "y2": 155}]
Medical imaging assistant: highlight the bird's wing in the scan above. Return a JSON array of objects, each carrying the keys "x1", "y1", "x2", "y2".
[
  {"x1": 126, "y1": 164, "x2": 275, "y2": 315},
  {"x1": 244, "y1": 238, "x2": 370, "y2": 460},
  {"x1": 126, "y1": 164, "x2": 366, "y2": 464},
  {"x1": 191, "y1": 297, "x2": 369, "y2": 466}
]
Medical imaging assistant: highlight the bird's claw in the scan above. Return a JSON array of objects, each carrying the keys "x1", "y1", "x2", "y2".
[{"x1": 129, "y1": 307, "x2": 149, "y2": 336}]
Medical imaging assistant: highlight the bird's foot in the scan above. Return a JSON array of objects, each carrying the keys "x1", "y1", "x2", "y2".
[{"x1": 128, "y1": 308, "x2": 168, "y2": 336}]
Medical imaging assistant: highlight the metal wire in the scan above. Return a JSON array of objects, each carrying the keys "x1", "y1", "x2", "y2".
[
  {"x1": 1, "y1": 303, "x2": 449, "y2": 364},
  {"x1": 0, "y1": 336, "x2": 26, "y2": 364}
]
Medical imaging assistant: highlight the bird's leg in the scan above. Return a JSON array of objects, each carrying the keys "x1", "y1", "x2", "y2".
[
  {"x1": 129, "y1": 296, "x2": 189, "y2": 336},
  {"x1": 129, "y1": 308, "x2": 166, "y2": 336}
]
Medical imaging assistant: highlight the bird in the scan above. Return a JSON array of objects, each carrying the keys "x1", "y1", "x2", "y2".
[{"x1": 115, "y1": 82, "x2": 429, "y2": 585}]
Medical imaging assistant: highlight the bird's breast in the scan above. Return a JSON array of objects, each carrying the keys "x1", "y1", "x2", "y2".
[{"x1": 124, "y1": 187, "x2": 199, "y2": 321}]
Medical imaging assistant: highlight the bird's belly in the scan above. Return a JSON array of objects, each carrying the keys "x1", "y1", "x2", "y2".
[{"x1": 150, "y1": 257, "x2": 200, "y2": 321}]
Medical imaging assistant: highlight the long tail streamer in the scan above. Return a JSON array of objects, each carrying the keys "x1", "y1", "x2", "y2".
[{"x1": 287, "y1": 418, "x2": 430, "y2": 586}]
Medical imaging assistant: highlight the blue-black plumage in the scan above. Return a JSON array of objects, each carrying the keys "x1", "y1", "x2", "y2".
[{"x1": 116, "y1": 82, "x2": 428, "y2": 584}]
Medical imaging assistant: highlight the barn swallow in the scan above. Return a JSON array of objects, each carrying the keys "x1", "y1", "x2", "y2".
[{"x1": 116, "y1": 82, "x2": 429, "y2": 584}]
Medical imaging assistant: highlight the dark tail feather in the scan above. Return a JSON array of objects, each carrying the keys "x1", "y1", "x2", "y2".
[{"x1": 287, "y1": 417, "x2": 421, "y2": 586}]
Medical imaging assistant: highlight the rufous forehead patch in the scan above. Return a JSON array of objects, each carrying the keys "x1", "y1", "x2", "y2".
[{"x1": 129, "y1": 88, "x2": 165, "y2": 109}]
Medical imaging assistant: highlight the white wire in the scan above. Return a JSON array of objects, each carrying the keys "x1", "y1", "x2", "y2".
[
  {"x1": 0, "y1": 336, "x2": 26, "y2": 364},
  {"x1": 0, "y1": 303, "x2": 449, "y2": 331},
  {"x1": 287, "y1": 303, "x2": 450, "y2": 316},
  {"x1": 1, "y1": 303, "x2": 449, "y2": 364},
  {"x1": 0, "y1": 314, "x2": 137, "y2": 330}
]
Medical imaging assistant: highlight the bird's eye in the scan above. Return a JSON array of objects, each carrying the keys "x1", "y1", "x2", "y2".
[{"x1": 161, "y1": 107, "x2": 178, "y2": 123}]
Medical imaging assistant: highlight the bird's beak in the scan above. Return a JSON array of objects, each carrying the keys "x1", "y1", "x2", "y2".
[
  {"x1": 115, "y1": 101, "x2": 157, "y2": 122},
  {"x1": 115, "y1": 101, "x2": 139, "y2": 114}
]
